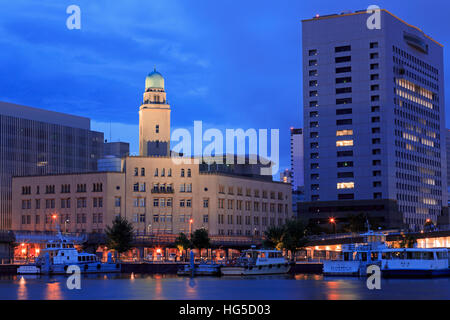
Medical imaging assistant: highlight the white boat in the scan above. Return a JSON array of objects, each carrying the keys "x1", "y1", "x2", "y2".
[
  {"x1": 381, "y1": 248, "x2": 450, "y2": 278},
  {"x1": 323, "y1": 230, "x2": 388, "y2": 276},
  {"x1": 221, "y1": 249, "x2": 291, "y2": 276},
  {"x1": 17, "y1": 265, "x2": 40, "y2": 274},
  {"x1": 19, "y1": 230, "x2": 121, "y2": 275}
]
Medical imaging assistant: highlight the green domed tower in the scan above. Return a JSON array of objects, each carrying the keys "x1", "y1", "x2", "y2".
[{"x1": 139, "y1": 68, "x2": 171, "y2": 157}]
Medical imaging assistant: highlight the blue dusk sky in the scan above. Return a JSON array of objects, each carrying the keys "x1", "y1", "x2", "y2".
[{"x1": 1, "y1": 0, "x2": 449, "y2": 175}]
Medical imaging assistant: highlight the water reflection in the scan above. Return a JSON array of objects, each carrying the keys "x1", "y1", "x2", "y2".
[
  {"x1": 45, "y1": 282, "x2": 62, "y2": 300},
  {"x1": 17, "y1": 276, "x2": 27, "y2": 300}
]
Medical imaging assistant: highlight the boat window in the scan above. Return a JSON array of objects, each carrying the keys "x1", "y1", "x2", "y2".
[
  {"x1": 277, "y1": 253, "x2": 282, "y2": 258},
  {"x1": 437, "y1": 252, "x2": 448, "y2": 259},
  {"x1": 78, "y1": 257, "x2": 81, "y2": 262},
  {"x1": 371, "y1": 252, "x2": 378, "y2": 260},
  {"x1": 260, "y1": 252, "x2": 266, "y2": 258},
  {"x1": 61, "y1": 252, "x2": 64, "y2": 257},
  {"x1": 422, "y1": 252, "x2": 434, "y2": 260}
]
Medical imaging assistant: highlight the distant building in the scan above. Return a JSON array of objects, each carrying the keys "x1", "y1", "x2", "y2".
[
  {"x1": 0, "y1": 101, "x2": 103, "y2": 230},
  {"x1": 290, "y1": 128, "x2": 304, "y2": 190},
  {"x1": 12, "y1": 71, "x2": 293, "y2": 236},
  {"x1": 280, "y1": 169, "x2": 292, "y2": 184},
  {"x1": 103, "y1": 142, "x2": 129, "y2": 158},
  {"x1": 301, "y1": 10, "x2": 447, "y2": 231}
]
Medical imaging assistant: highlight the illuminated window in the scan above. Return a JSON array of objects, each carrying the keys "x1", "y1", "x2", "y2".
[
  {"x1": 336, "y1": 130, "x2": 353, "y2": 137},
  {"x1": 337, "y1": 182, "x2": 355, "y2": 190},
  {"x1": 336, "y1": 140, "x2": 354, "y2": 147},
  {"x1": 337, "y1": 183, "x2": 354, "y2": 191}
]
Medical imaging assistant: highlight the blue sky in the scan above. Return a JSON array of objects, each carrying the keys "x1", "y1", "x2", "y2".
[{"x1": 1, "y1": 0, "x2": 449, "y2": 174}]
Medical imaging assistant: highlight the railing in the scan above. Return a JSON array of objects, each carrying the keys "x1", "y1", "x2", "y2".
[{"x1": 14, "y1": 231, "x2": 87, "y2": 243}]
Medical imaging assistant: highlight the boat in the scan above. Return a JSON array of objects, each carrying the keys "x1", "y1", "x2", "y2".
[
  {"x1": 17, "y1": 265, "x2": 40, "y2": 275},
  {"x1": 220, "y1": 249, "x2": 291, "y2": 276},
  {"x1": 18, "y1": 230, "x2": 121, "y2": 275},
  {"x1": 177, "y1": 263, "x2": 222, "y2": 276},
  {"x1": 381, "y1": 248, "x2": 450, "y2": 278},
  {"x1": 323, "y1": 229, "x2": 388, "y2": 276}
]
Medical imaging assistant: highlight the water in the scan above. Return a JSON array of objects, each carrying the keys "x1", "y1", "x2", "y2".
[{"x1": 1, "y1": 273, "x2": 450, "y2": 300}]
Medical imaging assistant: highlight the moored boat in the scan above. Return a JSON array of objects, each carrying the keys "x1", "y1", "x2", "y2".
[
  {"x1": 221, "y1": 249, "x2": 291, "y2": 276},
  {"x1": 381, "y1": 248, "x2": 450, "y2": 278},
  {"x1": 323, "y1": 229, "x2": 387, "y2": 276}
]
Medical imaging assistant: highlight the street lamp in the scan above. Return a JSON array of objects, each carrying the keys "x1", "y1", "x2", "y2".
[
  {"x1": 147, "y1": 224, "x2": 152, "y2": 235},
  {"x1": 329, "y1": 218, "x2": 336, "y2": 236},
  {"x1": 189, "y1": 219, "x2": 193, "y2": 239}
]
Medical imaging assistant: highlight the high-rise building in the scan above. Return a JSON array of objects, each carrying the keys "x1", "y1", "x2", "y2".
[
  {"x1": 0, "y1": 101, "x2": 104, "y2": 230},
  {"x1": 290, "y1": 128, "x2": 304, "y2": 190},
  {"x1": 301, "y1": 9, "x2": 447, "y2": 231}
]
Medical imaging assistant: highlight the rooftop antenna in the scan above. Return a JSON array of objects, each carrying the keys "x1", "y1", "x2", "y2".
[{"x1": 109, "y1": 120, "x2": 112, "y2": 142}]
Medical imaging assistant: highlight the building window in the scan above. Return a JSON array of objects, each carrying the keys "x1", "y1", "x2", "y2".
[
  {"x1": 336, "y1": 140, "x2": 354, "y2": 147},
  {"x1": 203, "y1": 199, "x2": 209, "y2": 208},
  {"x1": 156, "y1": 125, "x2": 159, "y2": 133},
  {"x1": 336, "y1": 130, "x2": 353, "y2": 136},
  {"x1": 337, "y1": 182, "x2": 355, "y2": 189},
  {"x1": 335, "y1": 45, "x2": 351, "y2": 52}
]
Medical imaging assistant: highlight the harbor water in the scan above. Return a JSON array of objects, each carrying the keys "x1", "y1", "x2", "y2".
[{"x1": 1, "y1": 273, "x2": 450, "y2": 300}]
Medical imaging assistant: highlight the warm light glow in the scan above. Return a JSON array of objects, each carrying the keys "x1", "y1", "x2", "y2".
[
  {"x1": 52, "y1": 214, "x2": 57, "y2": 220},
  {"x1": 21, "y1": 243, "x2": 25, "y2": 247},
  {"x1": 189, "y1": 219, "x2": 193, "y2": 224},
  {"x1": 156, "y1": 248, "x2": 162, "y2": 254},
  {"x1": 21, "y1": 248, "x2": 26, "y2": 254},
  {"x1": 337, "y1": 182, "x2": 354, "y2": 189},
  {"x1": 336, "y1": 130, "x2": 353, "y2": 137},
  {"x1": 329, "y1": 218, "x2": 335, "y2": 224},
  {"x1": 336, "y1": 140, "x2": 354, "y2": 147}
]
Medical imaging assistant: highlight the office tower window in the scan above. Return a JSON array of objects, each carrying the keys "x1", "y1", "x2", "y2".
[
  {"x1": 337, "y1": 151, "x2": 353, "y2": 157},
  {"x1": 336, "y1": 129, "x2": 353, "y2": 136},
  {"x1": 336, "y1": 108, "x2": 352, "y2": 115},
  {"x1": 309, "y1": 49, "x2": 318, "y2": 56},
  {"x1": 335, "y1": 56, "x2": 351, "y2": 63},
  {"x1": 370, "y1": 42, "x2": 379, "y2": 49},
  {"x1": 338, "y1": 194, "x2": 354, "y2": 200},
  {"x1": 336, "y1": 98, "x2": 352, "y2": 104},
  {"x1": 336, "y1": 87, "x2": 352, "y2": 94},
  {"x1": 337, "y1": 161, "x2": 353, "y2": 168},
  {"x1": 336, "y1": 77, "x2": 352, "y2": 84},
  {"x1": 337, "y1": 182, "x2": 355, "y2": 189},
  {"x1": 370, "y1": 74, "x2": 379, "y2": 80},
  {"x1": 309, "y1": 70, "x2": 318, "y2": 76},
  {"x1": 338, "y1": 172, "x2": 354, "y2": 178},
  {"x1": 309, "y1": 60, "x2": 318, "y2": 66},
  {"x1": 336, "y1": 66, "x2": 352, "y2": 73},
  {"x1": 335, "y1": 45, "x2": 351, "y2": 52},
  {"x1": 370, "y1": 52, "x2": 379, "y2": 59},
  {"x1": 336, "y1": 140, "x2": 354, "y2": 147},
  {"x1": 310, "y1": 132, "x2": 319, "y2": 138},
  {"x1": 336, "y1": 119, "x2": 352, "y2": 125},
  {"x1": 309, "y1": 80, "x2": 318, "y2": 87},
  {"x1": 310, "y1": 111, "x2": 319, "y2": 118},
  {"x1": 310, "y1": 101, "x2": 319, "y2": 107}
]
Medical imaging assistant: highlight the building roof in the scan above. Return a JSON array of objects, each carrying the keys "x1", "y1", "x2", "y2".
[{"x1": 302, "y1": 9, "x2": 443, "y2": 48}]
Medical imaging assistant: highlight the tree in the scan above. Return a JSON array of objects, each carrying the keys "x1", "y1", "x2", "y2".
[
  {"x1": 105, "y1": 216, "x2": 134, "y2": 259},
  {"x1": 263, "y1": 225, "x2": 285, "y2": 250},
  {"x1": 191, "y1": 229, "x2": 211, "y2": 257},
  {"x1": 282, "y1": 219, "x2": 308, "y2": 261},
  {"x1": 174, "y1": 233, "x2": 191, "y2": 261}
]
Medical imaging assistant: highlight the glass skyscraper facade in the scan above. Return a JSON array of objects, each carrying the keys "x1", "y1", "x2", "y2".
[{"x1": 0, "y1": 101, "x2": 104, "y2": 230}]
